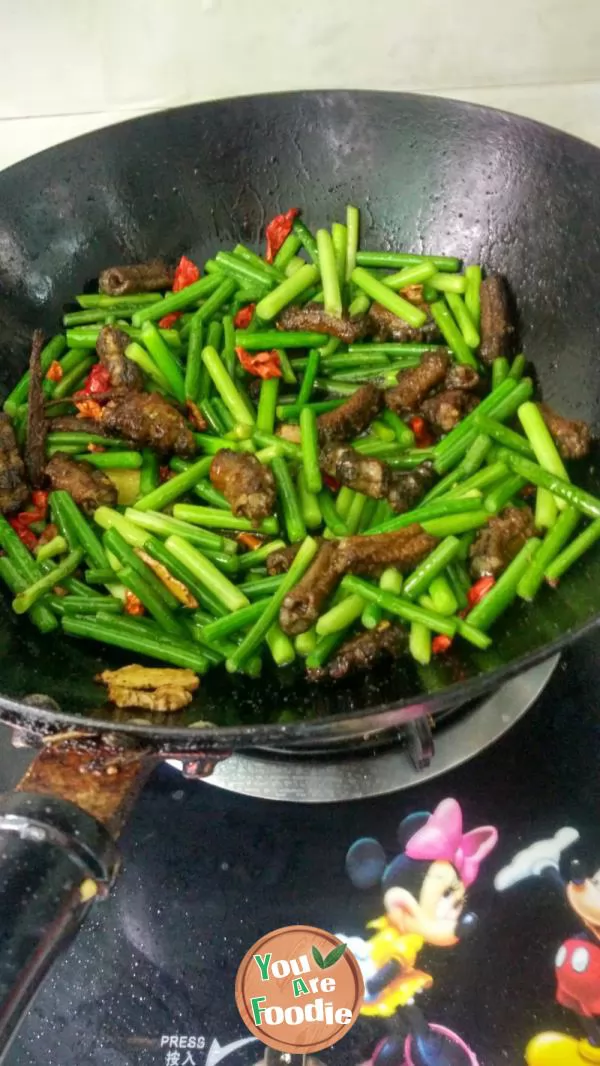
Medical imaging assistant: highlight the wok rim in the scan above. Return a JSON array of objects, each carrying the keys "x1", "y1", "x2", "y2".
[
  {"x1": 0, "y1": 619, "x2": 594, "y2": 748},
  {"x1": 0, "y1": 89, "x2": 599, "y2": 746},
  {"x1": 1, "y1": 88, "x2": 600, "y2": 179}
]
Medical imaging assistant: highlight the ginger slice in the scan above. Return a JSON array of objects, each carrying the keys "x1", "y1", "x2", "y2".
[{"x1": 97, "y1": 664, "x2": 199, "y2": 691}]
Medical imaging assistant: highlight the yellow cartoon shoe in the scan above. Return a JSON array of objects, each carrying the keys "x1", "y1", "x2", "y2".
[{"x1": 526, "y1": 1032, "x2": 600, "y2": 1065}]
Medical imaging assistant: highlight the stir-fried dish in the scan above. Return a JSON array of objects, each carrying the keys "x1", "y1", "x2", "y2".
[{"x1": 0, "y1": 206, "x2": 596, "y2": 709}]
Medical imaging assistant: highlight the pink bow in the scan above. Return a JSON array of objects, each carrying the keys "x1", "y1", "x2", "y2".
[{"x1": 404, "y1": 798, "x2": 498, "y2": 887}]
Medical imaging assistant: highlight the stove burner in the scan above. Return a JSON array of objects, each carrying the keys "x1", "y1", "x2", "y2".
[{"x1": 199, "y1": 657, "x2": 559, "y2": 803}]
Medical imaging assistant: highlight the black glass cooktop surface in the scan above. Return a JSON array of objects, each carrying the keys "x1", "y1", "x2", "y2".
[{"x1": 3, "y1": 633, "x2": 600, "y2": 1066}]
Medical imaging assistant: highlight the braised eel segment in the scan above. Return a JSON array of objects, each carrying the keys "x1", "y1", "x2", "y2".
[
  {"x1": 46, "y1": 453, "x2": 117, "y2": 515},
  {"x1": 0, "y1": 414, "x2": 28, "y2": 514},
  {"x1": 318, "y1": 383, "x2": 384, "y2": 443},
  {"x1": 445, "y1": 364, "x2": 481, "y2": 391},
  {"x1": 469, "y1": 506, "x2": 535, "y2": 579},
  {"x1": 102, "y1": 392, "x2": 195, "y2": 457},
  {"x1": 276, "y1": 384, "x2": 384, "y2": 447},
  {"x1": 479, "y1": 276, "x2": 515, "y2": 364},
  {"x1": 367, "y1": 300, "x2": 440, "y2": 345},
  {"x1": 307, "y1": 621, "x2": 407, "y2": 681},
  {"x1": 50, "y1": 416, "x2": 109, "y2": 435},
  {"x1": 277, "y1": 302, "x2": 368, "y2": 344},
  {"x1": 387, "y1": 462, "x2": 436, "y2": 514},
  {"x1": 537, "y1": 403, "x2": 591, "y2": 460},
  {"x1": 99, "y1": 259, "x2": 174, "y2": 296},
  {"x1": 279, "y1": 526, "x2": 438, "y2": 635},
  {"x1": 96, "y1": 325, "x2": 144, "y2": 390},
  {"x1": 279, "y1": 541, "x2": 341, "y2": 636},
  {"x1": 320, "y1": 443, "x2": 390, "y2": 499},
  {"x1": 267, "y1": 538, "x2": 325, "y2": 576},
  {"x1": 25, "y1": 330, "x2": 47, "y2": 490},
  {"x1": 210, "y1": 449, "x2": 276, "y2": 523},
  {"x1": 420, "y1": 389, "x2": 480, "y2": 433},
  {"x1": 385, "y1": 351, "x2": 450, "y2": 414},
  {"x1": 338, "y1": 527, "x2": 438, "y2": 577}
]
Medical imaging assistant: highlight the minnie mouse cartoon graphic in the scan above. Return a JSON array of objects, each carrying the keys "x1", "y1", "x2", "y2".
[{"x1": 339, "y1": 798, "x2": 498, "y2": 1066}]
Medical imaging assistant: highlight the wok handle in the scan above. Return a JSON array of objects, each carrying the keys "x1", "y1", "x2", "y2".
[
  {"x1": 0, "y1": 732, "x2": 155, "y2": 1061},
  {"x1": 0, "y1": 790, "x2": 120, "y2": 1058}
]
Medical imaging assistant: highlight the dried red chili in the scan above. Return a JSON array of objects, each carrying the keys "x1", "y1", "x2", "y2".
[
  {"x1": 234, "y1": 304, "x2": 256, "y2": 329},
  {"x1": 46, "y1": 360, "x2": 63, "y2": 383},
  {"x1": 265, "y1": 208, "x2": 300, "y2": 263},
  {"x1": 158, "y1": 311, "x2": 182, "y2": 329},
  {"x1": 432, "y1": 635, "x2": 453, "y2": 655},
  {"x1": 157, "y1": 255, "x2": 200, "y2": 326},
  {"x1": 235, "y1": 347, "x2": 282, "y2": 380},
  {"x1": 322, "y1": 473, "x2": 341, "y2": 493},
  {"x1": 8, "y1": 519, "x2": 38, "y2": 551},
  {"x1": 12, "y1": 491, "x2": 49, "y2": 530},
  {"x1": 9, "y1": 490, "x2": 49, "y2": 550},
  {"x1": 467, "y1": 576, "x2": 496, "y2": 610},
  {"x1": 79, "y1": 363, "x2": 112, "y2": 397},
  {"x1": 172, "y1": 255, "x2": 200, "y2": 292},
  {"x1": 409, "y1": 416, "x2": 435, "y2": 449},
  {"x1": 31, "y1": 491, "x2": 49, "y2": 517}
]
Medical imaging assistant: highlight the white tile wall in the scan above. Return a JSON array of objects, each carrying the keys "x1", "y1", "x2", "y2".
[{"x1": 0, "y1": 0, "x2": 599, "y2": 167}]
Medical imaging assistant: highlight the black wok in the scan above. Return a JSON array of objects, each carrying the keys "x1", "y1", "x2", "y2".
[{"x1": 0, "y1": 91, "x2": 600, "y2": 1059}]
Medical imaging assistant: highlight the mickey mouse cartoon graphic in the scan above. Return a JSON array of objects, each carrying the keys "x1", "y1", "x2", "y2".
[
  {"x1": 339, "y1": 798, "x2": 498, "y2": 1066},
  {"x1": 496, "y1": 827, "x2": 600, "y2": 1065}
]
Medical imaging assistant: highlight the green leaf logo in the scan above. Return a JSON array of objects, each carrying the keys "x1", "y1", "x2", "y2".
[
  {"x1": 312, "y1": 945, "x2": 326, "y2": 969},
  {"x1": 322, "y1": 943, "x2": 347, "y2": 968},
  {"x1": 312, "y1": 942, "x2": 347, "y2": 969}
]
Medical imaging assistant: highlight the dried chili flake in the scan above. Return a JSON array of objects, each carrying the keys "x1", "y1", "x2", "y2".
[
  {"x1": 467, "y1": 576, "x2": 495, "y2": 610},
  {"x1": 186, "y1": 401, "x2": 207, "y2": 432},
  {"x1": 124, "y1": 591, "x2": 145, "y2": 616},
  {"x1": 432, "y1": 635, "x2": 453, "y2": 655},
  {"x1": 234, "y1": 304, "x2": 256, "y2": 329},
  {"x1": 87, "y1": 443, "x2": 106, "y2": 453},
  {"x1": 237, "y1": 532, "x2": 263, "y2": 551},
  {"x1": 46, "y1": 360, "x2": 63, "y2": 383},
  {"x1": 235, "y1": 347, "x2": 281, "y2": 380},
  {"x1": 158, "y1": 312, "x2": 182, "y2": 329},
  {"x1": 265, "y1": 208, "x2": 300, "y2": 263},
  {"x1": 172, "y1": 255, "x2": 200, "y2": 292},
  {"x1": 322, "y1": 473, "x2": 340, "y2": 493},
  {"x1": 37, "y1": 523, "x2": 58, "y2": 547},
  {"x1": 75, "y1": 399, "x2": 104, "y2": 420}
]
